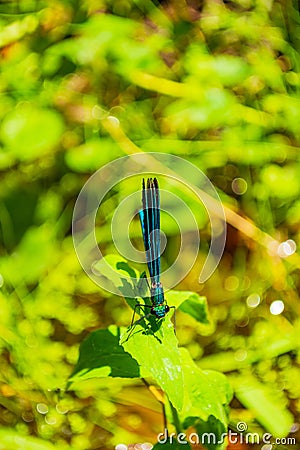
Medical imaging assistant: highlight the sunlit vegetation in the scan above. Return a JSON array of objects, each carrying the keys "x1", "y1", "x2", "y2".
[{"x1": 0, "y1": 0, "x2": 300, "y2": 449}]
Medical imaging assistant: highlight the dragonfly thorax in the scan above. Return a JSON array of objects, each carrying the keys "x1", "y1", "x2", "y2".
[
  {"x1": 151, "y1": 303, "x2": 170, "y2": 318},
  {"x1": 150, "y1": 282, "x2": 169, "y2": 317}
]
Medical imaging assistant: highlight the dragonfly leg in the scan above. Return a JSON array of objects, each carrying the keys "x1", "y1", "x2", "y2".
[
  {"x1": 131, "y1": 303, "x2": 152, "y2": 327},
  {"x1": 124, "y1": 309, "x2": 152, "y2": 342}
]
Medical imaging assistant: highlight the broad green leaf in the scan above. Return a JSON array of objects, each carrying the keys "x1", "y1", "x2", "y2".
[
  {"x1": 1, "y1": 105, "x2": 64, "y2": 161},
  {"x1": 69, "y1": 326, "x2": 140, "y2": 385},
  {"x1": 0, "y1": 427, "x2": 59, "y2": 450},
  {"x1": 93, "y1": 256, "x2": 212, "y2": 331},
  {"x1": 92, "y1": 255, "x2": 140, "y2": 302},
  {"x1": 184, "y1": 416, "x2": 227, "y2": 450},
  {"x1": 177, "y1": 292, "x2": 209, "y2": 323},
  {"x1": 95, "y1": 259, "x2": 211, "y2": 328},
  {"x1": 121, "y1": 316, "x2": 184, "y2": 411},
  {"x1": 166, "y1": 291, "x2": 212, "y2": 331},
  {"x1": 179, "y1": 349, "x2": 232, "y2": 450},
  {"x1": 180, "y1": 349, "x2": 231, "y2": 422},
  {"x1": 230, "y1": 374, "x2": 293, "y2": 437}
]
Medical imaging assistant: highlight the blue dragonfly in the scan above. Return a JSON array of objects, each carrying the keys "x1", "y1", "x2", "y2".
[{"x1": 131, "y1": 178, "x2": 175, "y2": 327}]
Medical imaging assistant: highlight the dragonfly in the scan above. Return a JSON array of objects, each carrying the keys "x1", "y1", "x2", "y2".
[{"x1": 131, "y1": 177, "x2": 175, "y2": 327}]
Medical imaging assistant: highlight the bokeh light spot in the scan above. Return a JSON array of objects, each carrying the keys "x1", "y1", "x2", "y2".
[
  {"x1": 232, "y1": 177, "x2": 248, "y2": 195},
  {"x1": 270, "y1": 300, "x2": 284, "y2": 315},
  {"x1": 37, "y1": 403, "x2": 49, "y2": 414},
  {"x1": 277, "y1": 239, "x2": 296, "y2": 257},
  {"x1": 224, "y1": 276, "x2": 239, "y2": 291},
  {"x1": 246, "y1": 293, "x2": 261, "y2": 308},
  {"x1": 107, "y1": 115, "x2": 120, "y2": 127},
  {"x1": 290, "y1": 423, "x2": 299, "y2": 432}
]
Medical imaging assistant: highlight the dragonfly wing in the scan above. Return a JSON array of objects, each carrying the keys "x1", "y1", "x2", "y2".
[
  {"x1": 139, "y1": 178, "x2": 161, "y2": 283},
  {"x1": 151, "y1": 178, "x2": 161, "y2": 284},
  {"x1": 138, "y1": 208, "x2": 149, "y2": 264}
]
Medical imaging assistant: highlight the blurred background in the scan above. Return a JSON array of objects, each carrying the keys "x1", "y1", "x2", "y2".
[{"x1": 0, "y1": 0, "x2": 300, "y2": 449}]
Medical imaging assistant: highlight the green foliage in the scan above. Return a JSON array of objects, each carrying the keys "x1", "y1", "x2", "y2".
[
  {"x1": 122, "y1": 318, "x2": 185, "y2": 412},
  {"x1": 69, "y1": 326, "x2": 140, "y2": 381},
  {"x1": 1, "y1": 0, "x2": 300, "y2": 449},
  {"x1": 70, "y1": 262, "x2": 231, "y2": 448},
  {"x1": 231, "y1": 374, "x2": 293, "y2": 437}
]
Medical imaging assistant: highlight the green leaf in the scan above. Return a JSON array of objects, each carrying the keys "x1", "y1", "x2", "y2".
[
  {"x1": 180, "y1": 349, "x2": 231, "y2": 422},
  {"x1": 179, "y1": 349, "x2": 232, "y2": 450},
  {"x1": 68, "y1": 325, "x2": 140, "y2": 386},
  {"x1": 230, "y1": 374, "x2": 293, "y2": 437},
  {"x1": 166, "y1": 291, "x2": 212, "y2": 330},
  {"x1": 0, "y1": 105, "x2": 64, "y2": 161},
  {"x1": 184, "y1": 416, "x2": 226, "y2": 450},
  {"x1": 94, "y1": 259, "x2": 211, "y2": 328},
  {"x1": 92, "y1": 254, "x2": 140, "y2": 302},
  {"x1": 121, "y1": 315, "x2": 184, "y2": 411},
  {"x1": 94, "y1": 256, "x2": 157, "y2": 312},
  {"x1": 178, "y1": 292, "x2": 209, "y2": 323}
]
